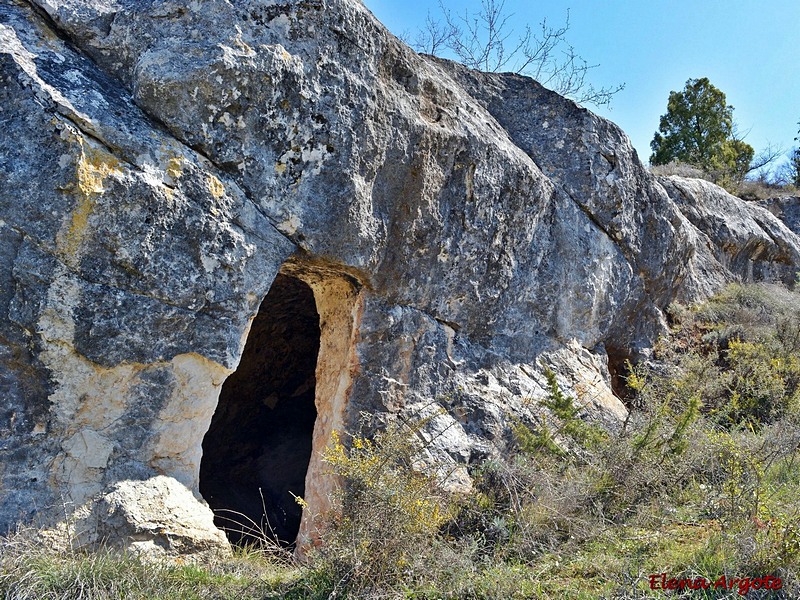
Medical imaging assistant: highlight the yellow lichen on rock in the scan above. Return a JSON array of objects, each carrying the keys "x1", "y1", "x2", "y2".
[
  {"x1": 166, "y1": 156, "x2": 184, "y2": 181},
  {"x1": 58, "y1": 137, "x2": 121, "y2": 266},
  {"x1": 206, "y1": 174, "x2": 225, "y2": 199}
]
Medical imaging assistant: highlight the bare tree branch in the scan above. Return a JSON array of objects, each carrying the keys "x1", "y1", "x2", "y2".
[
  {"x1": 746, "y1": 143, "x2": 784, "y2": 175},
  {"x1": 409, "y1": 0, "x2": 624, "y2": 107},
  {"x1": 411, "y1": 11, "x2": 456, "y2": 55}
]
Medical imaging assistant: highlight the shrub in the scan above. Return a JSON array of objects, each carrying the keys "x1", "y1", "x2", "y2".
[
  {"x1": 736, "y1": 178, "x2": 793, "y2": 201},
  {"x1": 650, "y1": 161, "x2": 797, "y2": 199},
  {"x1": 512, "y1": 368, "x2": 607, "y2": 458},
  {"x1": 637, "y1": 283, "x2": 800, "y2": 428},
  {"x1": 308, "y1": 418, "x2": 468, "y2": 597},
  {"x1": 650, "y1": 160, "x2": 713, "y2": 181}
]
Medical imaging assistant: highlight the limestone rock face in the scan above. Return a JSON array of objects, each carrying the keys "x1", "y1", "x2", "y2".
[
  {"x1": 759, "y1": 196, "x2": 800, "y2": 238},
  {"x1": 1, "y1": 0, "x2": 799, "y2": 556},
  {"x1": 659, "y1": 178, "x2": 800, "y2": 298}
]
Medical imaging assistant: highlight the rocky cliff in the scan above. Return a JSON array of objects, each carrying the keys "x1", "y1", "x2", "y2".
[
  {"x1": 759, "y1": 196, "x2": 800, "y2": 238},
  {"x1": 1, "y1": 0, "x2": 799, "y2": 558}
]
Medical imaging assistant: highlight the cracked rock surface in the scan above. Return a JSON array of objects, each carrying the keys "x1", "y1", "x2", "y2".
[{"x1": 1, "y1": 0, "x2": 799, "y2": 557}]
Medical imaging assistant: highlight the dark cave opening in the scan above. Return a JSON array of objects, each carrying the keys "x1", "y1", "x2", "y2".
[
  {"x1": 200, "y1": 274, "x2": 319, "y2": 547},
  {"x1": 606, "y1": 344, "x2": 634, "y2": 403}
]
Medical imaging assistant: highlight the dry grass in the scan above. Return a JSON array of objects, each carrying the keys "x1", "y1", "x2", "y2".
[
  {"x1": 0, "y1": 526, "x2": 301, "y2": 600},
  {"x1": 649, "y1": 161, "x2": 798, "y2": 200}
]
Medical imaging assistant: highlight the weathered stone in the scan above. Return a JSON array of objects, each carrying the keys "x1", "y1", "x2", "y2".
[
  {"x1": 659, "y1": 177, "x2": 800, "y2": 290},
  {"x1": 759, "y1": 196, "x2": 800, "y2": 238},
  {"x1": 70, "y1": 475, "x2": 231, "y2": 561},
  {"x1": 1, "y1": 0, "x2": 799, "y2": 558}
]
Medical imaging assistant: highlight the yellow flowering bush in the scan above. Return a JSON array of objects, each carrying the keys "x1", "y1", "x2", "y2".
[{"x1": 312, "y1": 419, "x2": 456, "y2": 595}]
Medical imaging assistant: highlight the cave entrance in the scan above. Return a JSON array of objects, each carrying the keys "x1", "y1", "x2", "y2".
[
  {"x1": 606, "y1": 344, "x2": 634, "y2": 403},
  {"x1": 199, "y1": 274, "x2": 320, "y2": 548}
]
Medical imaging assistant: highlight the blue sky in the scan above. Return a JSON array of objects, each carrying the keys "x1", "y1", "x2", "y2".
[{"x1": 363, "y1": 0, "x2": 800, "y2": 170}]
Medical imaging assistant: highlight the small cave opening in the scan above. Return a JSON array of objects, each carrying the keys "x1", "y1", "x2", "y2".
[
  {"x1": 200, "y1": 274, "x2": 319, "y2": 548},
  {"x1": 606, "y1": 344, "x2": 634, "y2": 404}
]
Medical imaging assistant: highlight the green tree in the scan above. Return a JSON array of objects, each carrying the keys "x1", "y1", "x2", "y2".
[
  {"x1": 650, "y1": 77, "x2": 754, "y2": 185},
  {"x1": 789, "y1": 122, "x2": 800, "y2": 187}
]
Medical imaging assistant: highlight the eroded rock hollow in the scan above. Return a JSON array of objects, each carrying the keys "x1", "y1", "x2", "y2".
[{"x1": 200, "y1": 274, "x2": 319, "y2": 547}]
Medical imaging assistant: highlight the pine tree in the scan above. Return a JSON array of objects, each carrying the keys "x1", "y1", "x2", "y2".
[{"x1": 650, "y1": 77, "x2": 753, "y2": 185}]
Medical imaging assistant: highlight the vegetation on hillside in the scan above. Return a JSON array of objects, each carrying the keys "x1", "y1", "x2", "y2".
[
  {"x1": 650, "y1": 78, "x2": 751, "y2": 181},
  {"x1": 2, "y1": 282, "x2": 800, "y2": 599},
  {"x1": 649, "y1": 80, "x2": 795, "y2": 198},
  {"x1": 648, "y1": 77, "x2": 791, "y2": 193}
]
